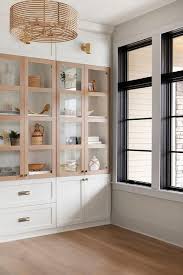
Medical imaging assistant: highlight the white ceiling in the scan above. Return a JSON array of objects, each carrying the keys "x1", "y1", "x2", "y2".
[{"x1": 1, "y1": 0, "x2": 176, "y2": 26}]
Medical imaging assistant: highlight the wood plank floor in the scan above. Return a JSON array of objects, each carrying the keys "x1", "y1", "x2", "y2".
[{"x1": 0, "y1": 225, "x2": 183, "y2": 275}]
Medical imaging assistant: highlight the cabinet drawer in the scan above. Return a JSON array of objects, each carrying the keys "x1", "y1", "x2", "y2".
[
  {"x1": 0, "y1": 204, "x2": 56, "y2": 236},
  {"x1": 0, "y1": 181, "x2": 55, "y2": 208}
]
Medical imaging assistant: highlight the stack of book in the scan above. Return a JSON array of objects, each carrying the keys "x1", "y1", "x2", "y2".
[{"x1": 88, "y1": 136, "x2": 101, "y2": 144}]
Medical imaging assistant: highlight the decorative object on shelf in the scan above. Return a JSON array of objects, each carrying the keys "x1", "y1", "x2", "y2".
[
  {"x1": 60, "y1": 69, "x2": 79, "y2": 90},
  {"x1": 0, "y1": 166, "x2": 19, "y2": 177},
  {"x1": 0, "y1": 135, "x2": 4, "y2": 145},
  {"x1": 64, "y1": 108, "x2": 77, "y2": 117},
  {"x1": 31, "y1": 123, "x2": 44, "y2": 145},
  {"x1": 2, "y1": 131, "x2": 11, "y2": 145},
  {"x1": 9, "y1": 130, "x2": 20, "y2": 146},
  {"x1": 0, "y1": 103, "x2": 20, "y2": 115},
  {"x1": 88, "y1": 80, "x2": 96, "y2": 92},
  {"x1": 89, "y1": 156, "x2": 100, "y2": 171},
  {"x1": 10, "y1": 0, "x2": 78, "y2": 44},
  {"x1": 66, "y1": 136, "x2": 81, "y2": 145},
  {"x1": 29, "y1": 75, "x2": 41, "y2": 87},
  {"x1": 61, "y1": 160, "x2": 78, "y2": 172},
  {"x1": 88, "y1": 110, "x2": 94, "y2": 116},
  {"x1": 29, "y1": 163, "x2": 46, "y2": 172},
  {"x1": 81, "y1": 43, "x2": 92, "y2": 54},
  {"x1": 28, "y1": 104, "x2": 50, "y2": 116}
]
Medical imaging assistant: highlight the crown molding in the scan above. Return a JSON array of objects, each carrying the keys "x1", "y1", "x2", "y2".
[{"x1": 79, "y1": 20, "x2": 114, "y2": 35}]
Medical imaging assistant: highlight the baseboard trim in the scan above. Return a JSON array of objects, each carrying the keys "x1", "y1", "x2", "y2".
[
  {"x1": 112, "y1": 222, "x2": 183, "y2": 249},
  {"x1": 0, "y1": 219, "x2": 111, "y2": 243}
]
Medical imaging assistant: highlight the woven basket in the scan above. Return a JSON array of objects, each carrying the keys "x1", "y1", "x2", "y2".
[{"x1": 29, "y1": 75, "x2": 41, "y2": 87}]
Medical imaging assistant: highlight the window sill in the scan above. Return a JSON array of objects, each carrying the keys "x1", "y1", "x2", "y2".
[{"x1": 112, "y1": 182, "x2": 183, "y2": 203}]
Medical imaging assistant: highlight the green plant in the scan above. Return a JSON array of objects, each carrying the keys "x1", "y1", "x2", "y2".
[{"x1": 9, "y1": 130, "x2": 20, "y2": 139}]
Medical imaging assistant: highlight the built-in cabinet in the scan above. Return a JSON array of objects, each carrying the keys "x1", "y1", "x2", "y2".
[
  {"x1": 0, "y1": 53, "x2": 111, "y2": 243},
  {"x1": 0, "y1": 55, "x2": 110, "y2": 180},
  {"x1": 57, "y1": 175, "x2": 111, "y2": 227}
]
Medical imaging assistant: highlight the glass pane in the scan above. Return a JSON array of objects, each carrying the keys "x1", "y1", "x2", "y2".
[
  {"x1": 173, "y1": 36, "x2": 183, "y2": 72},
  {"x1": 29, "y1": 121, "x2": 52, "y2": 145},
  {"x1": 28, "y1": 150, "x2": 52, "y2": 176},
  {"x1": 88, "y1": 95, "x2": 107, "y2": 118},
  {"x1": 0, "y1": 90, "x2": 20, "y2": 115},
  {"x1": 171, "y1": 153, "x2": 183, "y2": 188},
  {"x1": 127, "y1": 151, "x2": 152, "y2": 183},
  {"x1": 88, "y1": 122, "x2": 107, "y2": 145},
  {"x1": 0, "y1": 152, "x2": 20, "y2": 177},
  {"x1": 60, "y1": 150, "x2": 81, "y2": 174},
  {"x1": 60, "y1": 66, "x2": 82, "y2": 91},
  {"x1": 0, "y1": 121, "x2": 20, "y2": 146},
  {"x1": 88, "y1": 70, "x2": 108, "y2": 94},
  {"x1": 88, "y1": 148, "x2": 108, "y2": 171},
  {"x1": 0, "y1": 59, "x2": 20, "y2": 85},
  {"x1": 28, "y1": 63, "x2": 52, "y2": 88},
  {"x1": 128, "y1": 87, "x2": 152, "y2": 119},
  {"x1": 28, "y1": 92, "x2": 52, "y2": 116},
  {"x1": 60, "y1": 94, "x2": 82, "y2": 117},
  {"x1": 128, "y1": 45, "x2": 152, "y2": 81},
  {"x1": 60, "y1": 122, "x2": 82, "y2": 145},
  {"x1": 172, "y1": 82, "x2": 183, "y2": 116},
  {"x1": 128, "y1": 120, "x2": 152, "y2": 151}
]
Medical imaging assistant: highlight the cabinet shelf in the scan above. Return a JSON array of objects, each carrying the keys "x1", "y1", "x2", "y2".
[
  {"x1": 88, "y1": 92, "x2": 106, "y2": 97},
  {"x1": 28, "y1": 87, "x2": 52, "y2": 93},
  {"x1": 0, "y1": 146, "x2": 20, "y2": 152},
  {"x1": 88, "y1": 144, "x2": 107, "y2": 149},
  {"x1": 0, "y1": 115, "x2": 22, "y2": 120},
  {"x1": 59, "y1": 115, "x2": 82, "y2": 122},
  {"x1": 60, "y1": 144, "x2": 82, "y2": 150},
  {"x1": 60, "y1": 90, "x2": 83, "y2": 96},
  {"x1": 0, "y1": 85, "x2": 20, "y2": 92},
  {"x1": 29, "y1": 145, "x2": 53, "y2": 151},
  {"x1": 88, "y1": 116, "x2": 108, "y2": 123},
  {"x1": 28, "y1": 115, "x2": 53, "y2": 121}
]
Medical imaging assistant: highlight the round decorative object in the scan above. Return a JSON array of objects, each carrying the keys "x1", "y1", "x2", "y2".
[
  {"x1": 89, "y1": 156, "x2": 100, "y2": 171},
  {"x1": 10, "y1": 0, "x2": 78, "y2": 44}
]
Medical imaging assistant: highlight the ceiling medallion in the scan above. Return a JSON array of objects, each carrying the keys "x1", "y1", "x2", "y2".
[{"x1": 10, "y1": 0, "x2": 78, "y2": 44}]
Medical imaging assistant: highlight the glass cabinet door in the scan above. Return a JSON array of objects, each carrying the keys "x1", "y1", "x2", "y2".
[
  {"x1": 57, "y1": 62, "x2": 85, "y2": 176},
  {"x1": 25, "y1": 58, "x2": 56, "y2": 178},
  {"x1": 85, "y1": 66, "x2": 110, "y2": 174},
  {"x1": 0, "y1": 54, "x2": 24, "y2": 180}
]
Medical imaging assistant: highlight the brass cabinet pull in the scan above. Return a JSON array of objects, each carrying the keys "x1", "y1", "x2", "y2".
[
  {"x1": 18, "y1": 191, "x2": 31, "y2": 196},
  {"x1": 18, "y1": 217, "x2": 30, "y2": 223}
]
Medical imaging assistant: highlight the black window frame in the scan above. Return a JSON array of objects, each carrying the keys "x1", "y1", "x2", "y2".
[
  {"x1": 118, "y1": 38, "x2": 152, "y2": 187},
  {"x1": 161, "y1": 28, "x2": 183, "y2": 192}
]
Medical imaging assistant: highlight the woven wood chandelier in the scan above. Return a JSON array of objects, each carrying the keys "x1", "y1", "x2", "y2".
[{"x1": 10, "y1": 0, "x2": 78, "y2": 44}]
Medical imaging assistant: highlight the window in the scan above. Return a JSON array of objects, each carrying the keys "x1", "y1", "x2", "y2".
[
  {"x1": 118, "y1": 39, "x2": 152, "y2": 186},
  {"x1": 162, "y1": 29, "x2": 183, "y2": 191}
]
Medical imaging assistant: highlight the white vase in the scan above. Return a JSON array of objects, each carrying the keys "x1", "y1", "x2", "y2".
[{"x1": 89, "y1": 156, "x2": 100, "y2": 171}]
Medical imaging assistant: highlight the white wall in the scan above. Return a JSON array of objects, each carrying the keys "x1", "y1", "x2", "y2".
[
  {"x1": 112, "y1": 0, "x2": 183, "y2": 247},
  {"x1": 0, "y1": 15, "x2": 111, "y2": 67}
]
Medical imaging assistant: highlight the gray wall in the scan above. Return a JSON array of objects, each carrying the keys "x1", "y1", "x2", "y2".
[{"x1": 112, "y1": 0, "x2": 183, "y2": 247}]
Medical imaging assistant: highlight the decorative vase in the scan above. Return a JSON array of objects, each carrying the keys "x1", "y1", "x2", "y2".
[
  {"x1": 31, "y1": 123, "x2": 44, "y2": 145},
  {"x1": 89, "y1": 156, "x2": 100, "y2": 171}
]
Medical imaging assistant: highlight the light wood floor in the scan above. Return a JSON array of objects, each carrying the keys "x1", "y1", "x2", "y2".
[{"x1": 0, "y1": 225, "x2": 183, "y2": 275}]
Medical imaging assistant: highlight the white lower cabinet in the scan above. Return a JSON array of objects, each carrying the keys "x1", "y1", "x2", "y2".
[
  {"x1": 57, "y1": 175, "x2": 111, "y2": 227},
  {"x1": 83, "y1": 176, "x2": 111, "y2": 223},
  {"x1": 0, "y1": 175, "x2": 110, "y2": 242},
  {"x1": 57, "y1": 178, "x2": 83, "y2": 227}
]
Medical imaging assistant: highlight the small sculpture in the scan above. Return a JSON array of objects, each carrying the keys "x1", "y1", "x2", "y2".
[{"x1": 89, "y1": 156, "x2": 100, "y2": 171}]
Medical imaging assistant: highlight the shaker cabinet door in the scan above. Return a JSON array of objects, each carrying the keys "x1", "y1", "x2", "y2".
[
  {"x1": 83, "y1": 176, "x2": 110, "y2": 223},
  {"x1": 57, "y1": 179, "x2": 83, "y2": 227}
]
